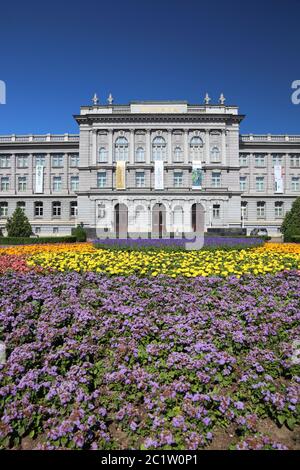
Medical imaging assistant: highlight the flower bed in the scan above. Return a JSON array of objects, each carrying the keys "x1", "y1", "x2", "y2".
[
  {"x1": 0, "y1": 271, "x2": 299, "y2": 450},
  {"x1": 26, "y1": 246, "x2": 300, "y2": 277},
  {"x1": 93, "y1": 236, "x2": 265, "y2": 251}
]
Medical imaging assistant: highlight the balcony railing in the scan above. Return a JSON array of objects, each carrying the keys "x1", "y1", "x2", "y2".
[
  {"x1": 0, "y1": 134, "x2": 79, "y2": 143},
  {"x1": 240, "y1": 134, "x2": 300, "y2": 143}
]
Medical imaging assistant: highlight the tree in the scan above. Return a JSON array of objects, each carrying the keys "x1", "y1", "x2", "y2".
[
  {"x1": 281, "y1": 197, "x2": 300, "y2": 242},
  {"x1": 6, "y1": 206, "x2": 33, "y2": 237},
  {"x1": 72, "y1": 223, "x2": 87, "y2": 242}
]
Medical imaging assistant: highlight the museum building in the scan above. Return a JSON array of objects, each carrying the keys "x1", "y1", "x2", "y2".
[{"x1": 0, "y1": 95, "x2": 299, "y2": 237}]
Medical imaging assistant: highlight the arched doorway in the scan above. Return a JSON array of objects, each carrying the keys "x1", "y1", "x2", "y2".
[
  {"x1": 152, "y1": 203, "x2": 166, "y2": 238},
  {"x1": 114, "y1": 203, "x2": 128, "y2": 238},
  {"x1": 191, "y1": 203, "x2": 205, "y2": 233}
]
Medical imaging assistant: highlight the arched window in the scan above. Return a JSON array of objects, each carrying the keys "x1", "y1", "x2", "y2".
[
  {"x1": 211, "y1": 146, "x2": 221, "y2": 163},
  {"x1": 174, "y1": 146, "x2": 183, "y2": 162},
  {"x1": 98, "y1": 147, "x2": 107, "y2": 163},
  {"x1": 135, "y1": 147, "x2": 145, "y2": 163},
  {"x1": 190, "y1": 136, "x2": 203, "y2": 161},
  {"x1": 152, "y1": 136, "x2": 166, "y2": 161},
  {"x1": 114, "y1": 136, "x2": 128, "y2": 162},
  {"x1": 173, "y1": 205, "x2": 183, "y2": 230}
]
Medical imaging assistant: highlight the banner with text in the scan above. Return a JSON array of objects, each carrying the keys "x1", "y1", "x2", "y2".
[
  {"x1": 116, "y1": 161, "x2": 126, "y2": 190},
  {"x1": 35, "y1": 165, "x2": 44, "y2": 193},
  {"x1": 274, "y1": 164, "x2": 284, "y2": 193},
  {"x1": 154, "y1": 160, "x2": 164, "y2": 190},
  {"x1": 192, "y1": 161, "x2": 203, "y2": 189}
]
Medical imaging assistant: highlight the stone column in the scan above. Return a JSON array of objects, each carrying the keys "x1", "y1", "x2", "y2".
[
  {"x1": 108, "y1": 129, "x2": 113, "y2": 164},
  {"x1": 146, "y1": 130, "x2": 151, "y2": 164},
  {"x1": 11, "y1": 154, "x2": 16, "y2": 193},
  {"x1": 184, "y1": 130, "x2": 189, "y2": 163},
  {"x1": 92, "y1": 130, "x2": 97, "y2": 165},
  {"x1": 222, "y1": 129, "x2": 226, "y2": 165},
  {"x1": 168, "y1": 129, "x2": 172, "y2": 164},
  {"x1": 205, "y1": 130, "x2": 210, "y2": 164},
  {"x1": 130, "y1": 129, "x2": 134, "y2": 164}
]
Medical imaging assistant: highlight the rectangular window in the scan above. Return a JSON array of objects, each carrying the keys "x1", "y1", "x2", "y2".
[
  {"x1": 240, "y1": 176, "x2": 247, "y2": 192},
  {"x1": 255, "y1": 176, "x2": 265, "y2": 192},
  {"x1": 0, "y1": 202, "x2": 8, "y2": 217},
  {"x1": 213, "y1": 204, "x2": 220, "y2": 218},
  {"x1": 52, "y1": 154, "x2": 64, "y2": 167},
  {"x1": 212, "y1": 171, "x2": 221, "y2": 188},
  {"x1": 52, "y1": 202, "x2": 61, "y2": 217},
  {"x1": 53, "y1": 176, "x2": 62, "y2": 191},
  {"x1": 174, "y1": 147, "x2": 183, "y2": 163},
  {"x1": 18, "y1": 176, "x2": 27, "y2": 191},
  {"x1": 241, "y1": 201, "x2": 248, "y2": 220},
  {"x1": 290, "y1": 154, "x2": 300, "y2": 167},
  {"x1": 0, "y1": 176, "x2": 9, "y2": 191},
  {"x1": 70, "y1": 176, "x2": 79, "y2": 191},
  {"x1": 35, "y1": 227, "x2": 41, "y2": 234},
  {"x1": 239, "y1": 154, "x2": 248, "y2": 166},
  {"x1": 53, "y1": 227, "x2": 59, "y2": 234},
  {"x1": 97, "y1": 171, "x2": 106, "y2": 188},
  {"x1": 0, "y1": 155, "x2": 10, "y2": 168},
  {"x1": 17, "y1": 155, "x2": 28, "y2": 168},
  {"x1": 34, "y1": 202, "x2": 43, "y2": 217},
  {"x1": 174, "y1": 171, "x2": 183, "y2": 187},
  {"x1": 275, "y1": 201, "x2": 284, "y2": 218},
  {"x1": 135, "y1": 171, "x2": 145, "y2": 188},
  {"x1": 257, "y1": 201, "x2": 266, "y2": 218},
  {"x1": 255, "y1": 154, "x2": 266, "y2": 167},
  {"x1": 291, "y1": 176, "x2": 300, "y2": 191},
  {"x1": 35, "y1": 155, "x2": 46, "y2": 166},
  {"x1": 70, "y1": 153, "x2": 79, "y2": 167},
  {"x1": 272, "y1": 154, "x2": 283, "y2": 166},
  {"x1": 98, "y1": 148, "x2": 108, "y2": 163},
  {"x1": 70, "y1": 201, "x2": 77, "y2": 217},
  {"x1": 17, "y1": 201, "x2": 26, "y2": 212}
]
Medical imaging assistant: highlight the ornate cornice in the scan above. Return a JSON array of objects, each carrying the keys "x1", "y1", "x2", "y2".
[{"x1": 74, "y1": 113, "x2": 245, "y2": 125}]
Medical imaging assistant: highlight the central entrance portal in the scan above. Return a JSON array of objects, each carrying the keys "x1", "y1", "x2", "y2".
[
  {"x1": 191, "y1": 203, "x2": 205, "y2": 233},
  {"x1": 114, "y1": 203, "x2": 128, "y2": 238},
  {"x1": 152, "y1": 203, "x2": 166, "y2": 238}
]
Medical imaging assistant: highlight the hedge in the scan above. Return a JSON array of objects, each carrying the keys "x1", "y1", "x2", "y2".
[
  {"x1": 291, "y1": 235, "x2": 300, "y2": 243},
  {"x1": 0, "y1": 236, "x2": 77, "y2": 245}
]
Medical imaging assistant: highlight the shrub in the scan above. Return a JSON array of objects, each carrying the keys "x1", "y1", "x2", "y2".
[
  {"x1": 5, "y1": 206, "x2": 33, "y2": 237},
  {"x1": 281, "y1": 197, "x2": 300, "y2": 242},
  {"x1": 0, "y1": 236, "x2": 77, "y2": 245},
  {"x1": 72, "y1": 224, "x2": 87, "y2": 242},
  {"x1": 291, "y1": 235, "x2": 300, "y2": 243}
]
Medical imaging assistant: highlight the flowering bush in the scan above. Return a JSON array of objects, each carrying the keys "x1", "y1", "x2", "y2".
[{"x1": 0, "y1": 270, "x2": 299, "y2": 450}]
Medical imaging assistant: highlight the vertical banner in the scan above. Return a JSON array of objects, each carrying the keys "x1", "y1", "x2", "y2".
[
  {"x1": 154, "y1": 160, "x2": 164, "y2": 190},
  {"x1": 116, "y1": 161, "x2": 126, "y2": 190},
  {"x1": 274, "y1": 165, "x2": 284, "y2": 193},
  {"x1": 192, "y1": 161, "x2": 203, "y2": 189},
  {"x1": 35, "y1": 165, "x2": 44, "y2": 193}
]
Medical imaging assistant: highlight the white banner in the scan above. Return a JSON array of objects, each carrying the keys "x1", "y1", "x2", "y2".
[
  {"x1": 35, "y1": 165, "x2": 44, "y2": 193},
  {"x1": 274, "y1": 165, "x2": 284, "y2": 193},
  {"x1": 192, "y1": 161, "x2": 203, "y2": 189},
  {"x1": 155, "y1": 160, "x2": 164, "y2": 190}
]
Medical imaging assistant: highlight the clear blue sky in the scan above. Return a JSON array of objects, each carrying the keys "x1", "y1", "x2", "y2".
[{"x1": 0, "y1": 0, "x2": 300, "y2": 135}]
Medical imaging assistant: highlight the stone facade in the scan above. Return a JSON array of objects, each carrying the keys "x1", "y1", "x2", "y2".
[{"x1": 0, "y1": 100, "x2": 299, "y2": 237}]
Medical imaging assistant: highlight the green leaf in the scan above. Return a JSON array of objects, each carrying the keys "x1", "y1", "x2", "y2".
[
  {"x1": 277, "y1": 415, "x2": 286, "y2": 425},
  {"x1": 286, "y1": 417, "x2": 296, "y2": 430}
]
